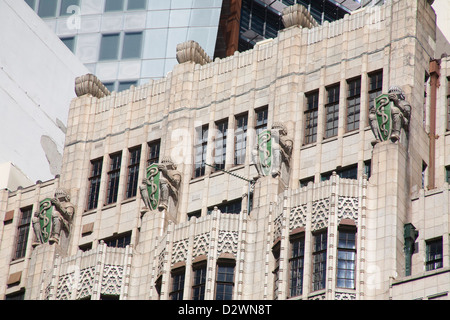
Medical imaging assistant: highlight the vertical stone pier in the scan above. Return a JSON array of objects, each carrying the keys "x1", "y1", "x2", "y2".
[{"x1": 366, "y1": 141, "x2": 409, "y2": 299}]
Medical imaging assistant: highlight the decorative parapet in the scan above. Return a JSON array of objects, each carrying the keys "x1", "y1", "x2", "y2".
[
  {"x1": 75, "y1": 73, "x2": 111, "y2": 98},
  {"x1": 282, "y1": 4, "x2": 319, "y2": 29},
  {"x1": 176, "y1": 40, "x2": 212, "y2": 65},
  {"x1": 43, "y1": 242, "x2": 132, "y2": 300}
]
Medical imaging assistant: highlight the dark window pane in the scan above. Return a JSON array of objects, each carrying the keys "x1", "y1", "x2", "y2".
[
  {"x1": 88, "y1": 158, "x2": 103, "y2": 210},
  {"x1": 106, "y1": 153, "x2": 122, "y2": 204},
  {"x1": 99, "y1": 34, "x2": 120, "y2": 60},
  {"x1": 122, "y1": 32, "x2": 143, "y2": 59},
  {"x1": 25, "y1": 0, "x2": 36, "y2": 10},
  {"x1": 127, "y1": 0, "x2": 147, "y2": 10},
  {"x1": 147, "y1": 140, "x2": 161, "y2": 165},
  {"x1": 312, "y1": 230, "x2": 327, "y2": 291},
  {"x1": 38, "y1": 0, "x2": 58, "y2": 17},
  {"x1": 126, "y1": 146, "x2": 141, "y2": 198},
  {"x1": 118, "y1": 81, "x2": 137, "y2": 92},
  {"x1": 14, "y1": 207, "x2": 33, "y2": 260},
  {"x1": 105, "y1": 0, "x2": 124, "y2": 12},
  {"x1": 60, "y1": 0, "x2": 80, "y2": 16},
  {"x1": 61, "y1": 37, "x2": 76, "y2": 53},
  {"x1": 234, "y1": 114, "x2": 248, "y2": 165}
]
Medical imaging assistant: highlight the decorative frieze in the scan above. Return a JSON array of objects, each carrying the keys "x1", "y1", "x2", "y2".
[
  {"x1": 289, "y1": 204, "x2": 307, "y2": 231},
  {"x1": 217, "y1": 231, "x2": 239, "y2": 257},
  {"x1": 311, "y1": 198, "x2": 330, "y2": 231},
  {"x1": 172, "y1": 239, "x2": 189, "y2": 265},
  {"x1": 193, "y1": 233, "x2": 210, "y2": 258},
  {"x1": 337, "y1": 196, "x2": 359, "y2": 226}
]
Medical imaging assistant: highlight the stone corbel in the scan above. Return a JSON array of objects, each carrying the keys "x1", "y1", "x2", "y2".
[
  {"x1": 75, "y1": 73, "x2": 111, "y2": 98},
  {"x1": 176, "y1": 40, "x2": 212, "y2": 65},
  {"x1": 282, "y1": 4, "x2": 319, "y2": 29}
]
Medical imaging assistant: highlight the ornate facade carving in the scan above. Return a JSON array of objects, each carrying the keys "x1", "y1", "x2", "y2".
[
  {"x1": 32, "y1": 188, "x2": 75, "y2": 247},
  {"x1": 172, "y1": 239, "x2": 189, "y2": 265},
  {"x1": 335, "y1": 292, "x2": 357, "y2": 300},
  {"x1": 252, "y1": 122, "x2": 293, "y2": 178},
  {"x1": 337, "y1": 196, "x2": 359, "y2": 225},
  {"x1": 75, "y1": 73, "x2": 111, "y2": 98},
  {"x1": 369, "y1": 86, "x2": 411, "y2": 145},
  {"x1": 290, "y1": 204, "x2": 308, "y2": 231},
  {"x1": 282, "y1": 3, "x2": 319, "y2": 29},
  {"x1": 274, "y1": 212, "x2": 284, "y2": 241},
  {"x1": 101, "y1": 265, "x2": 124, "y2": 296},
  {"x1": 76, "y1": 267, "x2": 95, "y2": 300},
  {"x1": 217, "y1": 231, "x2": 239, "y2": 257},
  {"x1": 192, "y1": 233, "x2": 210, "y2": 258},
  {"x1": 311, "y1": 198, "x2": 330, "y2": 231},
  {"x1": 176, "y1": 40, "x2": 212, "y2": 65},
  {"x1": 140, "y1": 157, "x2": 182, "y2": 213}
]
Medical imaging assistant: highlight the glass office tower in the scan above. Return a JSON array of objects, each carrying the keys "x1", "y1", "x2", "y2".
[{"x1": 24, "y1": 0, "x2": 361, "y2": 91}]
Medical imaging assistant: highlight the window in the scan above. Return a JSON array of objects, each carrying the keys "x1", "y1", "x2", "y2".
[
  {"x1": 215, "y1": 262, "x2": 235, "y2": 300},
  {"x1": 325, "y1": 84, "x2": 340, "y2": 138},
  {"x1": 208, "y1": 199, "x2": 242, "y2": 215},
  {"x1": 147, "y1": 140, "x2": 161, "y2": 166},
  {"x1": 37, "y1": 0, "x2": 57, "y2": 17},
  {"x1": 321, "y1": 164, "x2": 358, "y2": 181},
  {"x1": 300, "y1": 177, "x2": 314, "y2": 188},
  {"x1": 255, "y1": 106, "x2": 268, "y2": 136},
  {"x1": 122, "y1": 32, "x2": 143, "y2": 59},
  {"x1": 155, "y1": 276, "x2": 162, "y2": 300},
  {"x1": 273, "y1": 244, "x2": 280, "y2": 299},
  {"x1": 61, "y1": 36, "x2": 76, "y2": 53},
  {"x1": 337, "y1": 228, "x2": 356, "y2": 289},
  {"x1": 214, "y1": 119, "x2": 228, "y2": 170},
  {"x1": 304, "y1": 91, "x2": 319, "y2": 144},
  {"x1": 99, "y1": 33, "x2": 120, "y2": 60},
  {"x1": 87, "y1": 158, "x2": 103, "y2": 210},
  {"x1": 126, "y1": 146, "x2": 141, "y2": 198},
  {"x1": 312, "y1": 230, "x2": 327, "y2": 291},
  {"x1": 234, "y1": 113, "x2": 248, "y2": 165},
  {"x1": 105, "y1": 0, "x2": 124, "y2": 12},
  {"x1": 103, "y1": 232, "x2": 131, "y2": 248},
  {"x1": 423, "y1": 73, "x2": 430, "y2": 129},
  {"x1": 187, "y1": 210, "x2": 201, "y2": 220},
  {"x1": 118, "y1": 80, "x2": 138, "y2": 92},
  {"x1": 338, "y1": 165, "x2": 358, "y2": 180},
  {"x1": 106, "y1": 152, "x2": 122, "y2": 205},
  {"x1": 60, "y1": 0, "x2": 80, "y2": 16},
  {"x1": 104, "y1": 82, "x2": 115, "y2": 93},
  {"x1": 347, "y1": 77, "x2": 361, "y2": 132},
  {"x1": 104, "y1": 0, "x2": 147, "y2": 11},
  {"x1": 364, "y1": 160, "x2": 371, "y2": 179},
  {"x1": 170, "y1": 268, "x2": 185, "y2": 300},
  {"x1": 5, "y1": 290, "x2": 25, "y2": 300},
  {"x1": 192, "y1": 263, "x2": 207, "y2": 300},
  {"x1": 426, "y1": 237, "x2": 443, "y2": 271},
  {"x1": 99, "y1": 32, "x2": 143, "y2": 61},
  {"x1": 289, "y1": 234, "x2": 305, "y2": 297},
  {"x1": 14, "y1": 207, "x2": 32, "y2": 260},
  {"x1": 194, "y1": 125, "x2": 208, "y2": 178},
  {"x1": 24, "y1": 0, "x2": 36, "y2": 10},
  {"x1": 238, "y1": 0, "x2": 282, "y2": 51},
  {"x1": 446, "y1": 77, "x2": 450, "y2": 131},
  {"x1": 368, "y1": 70, "x2": 383, "y2": 112},
  {"x1": 103, "y1": 80, "x2": 138, "y2": 93},
  {"x1": 127, "y1": 0, "x2": 147, "y2": 10}
]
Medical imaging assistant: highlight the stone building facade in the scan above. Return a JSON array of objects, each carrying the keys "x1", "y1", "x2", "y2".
[{"x1": 1, "y1": 0, "x2": 449, "y2": 300}]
